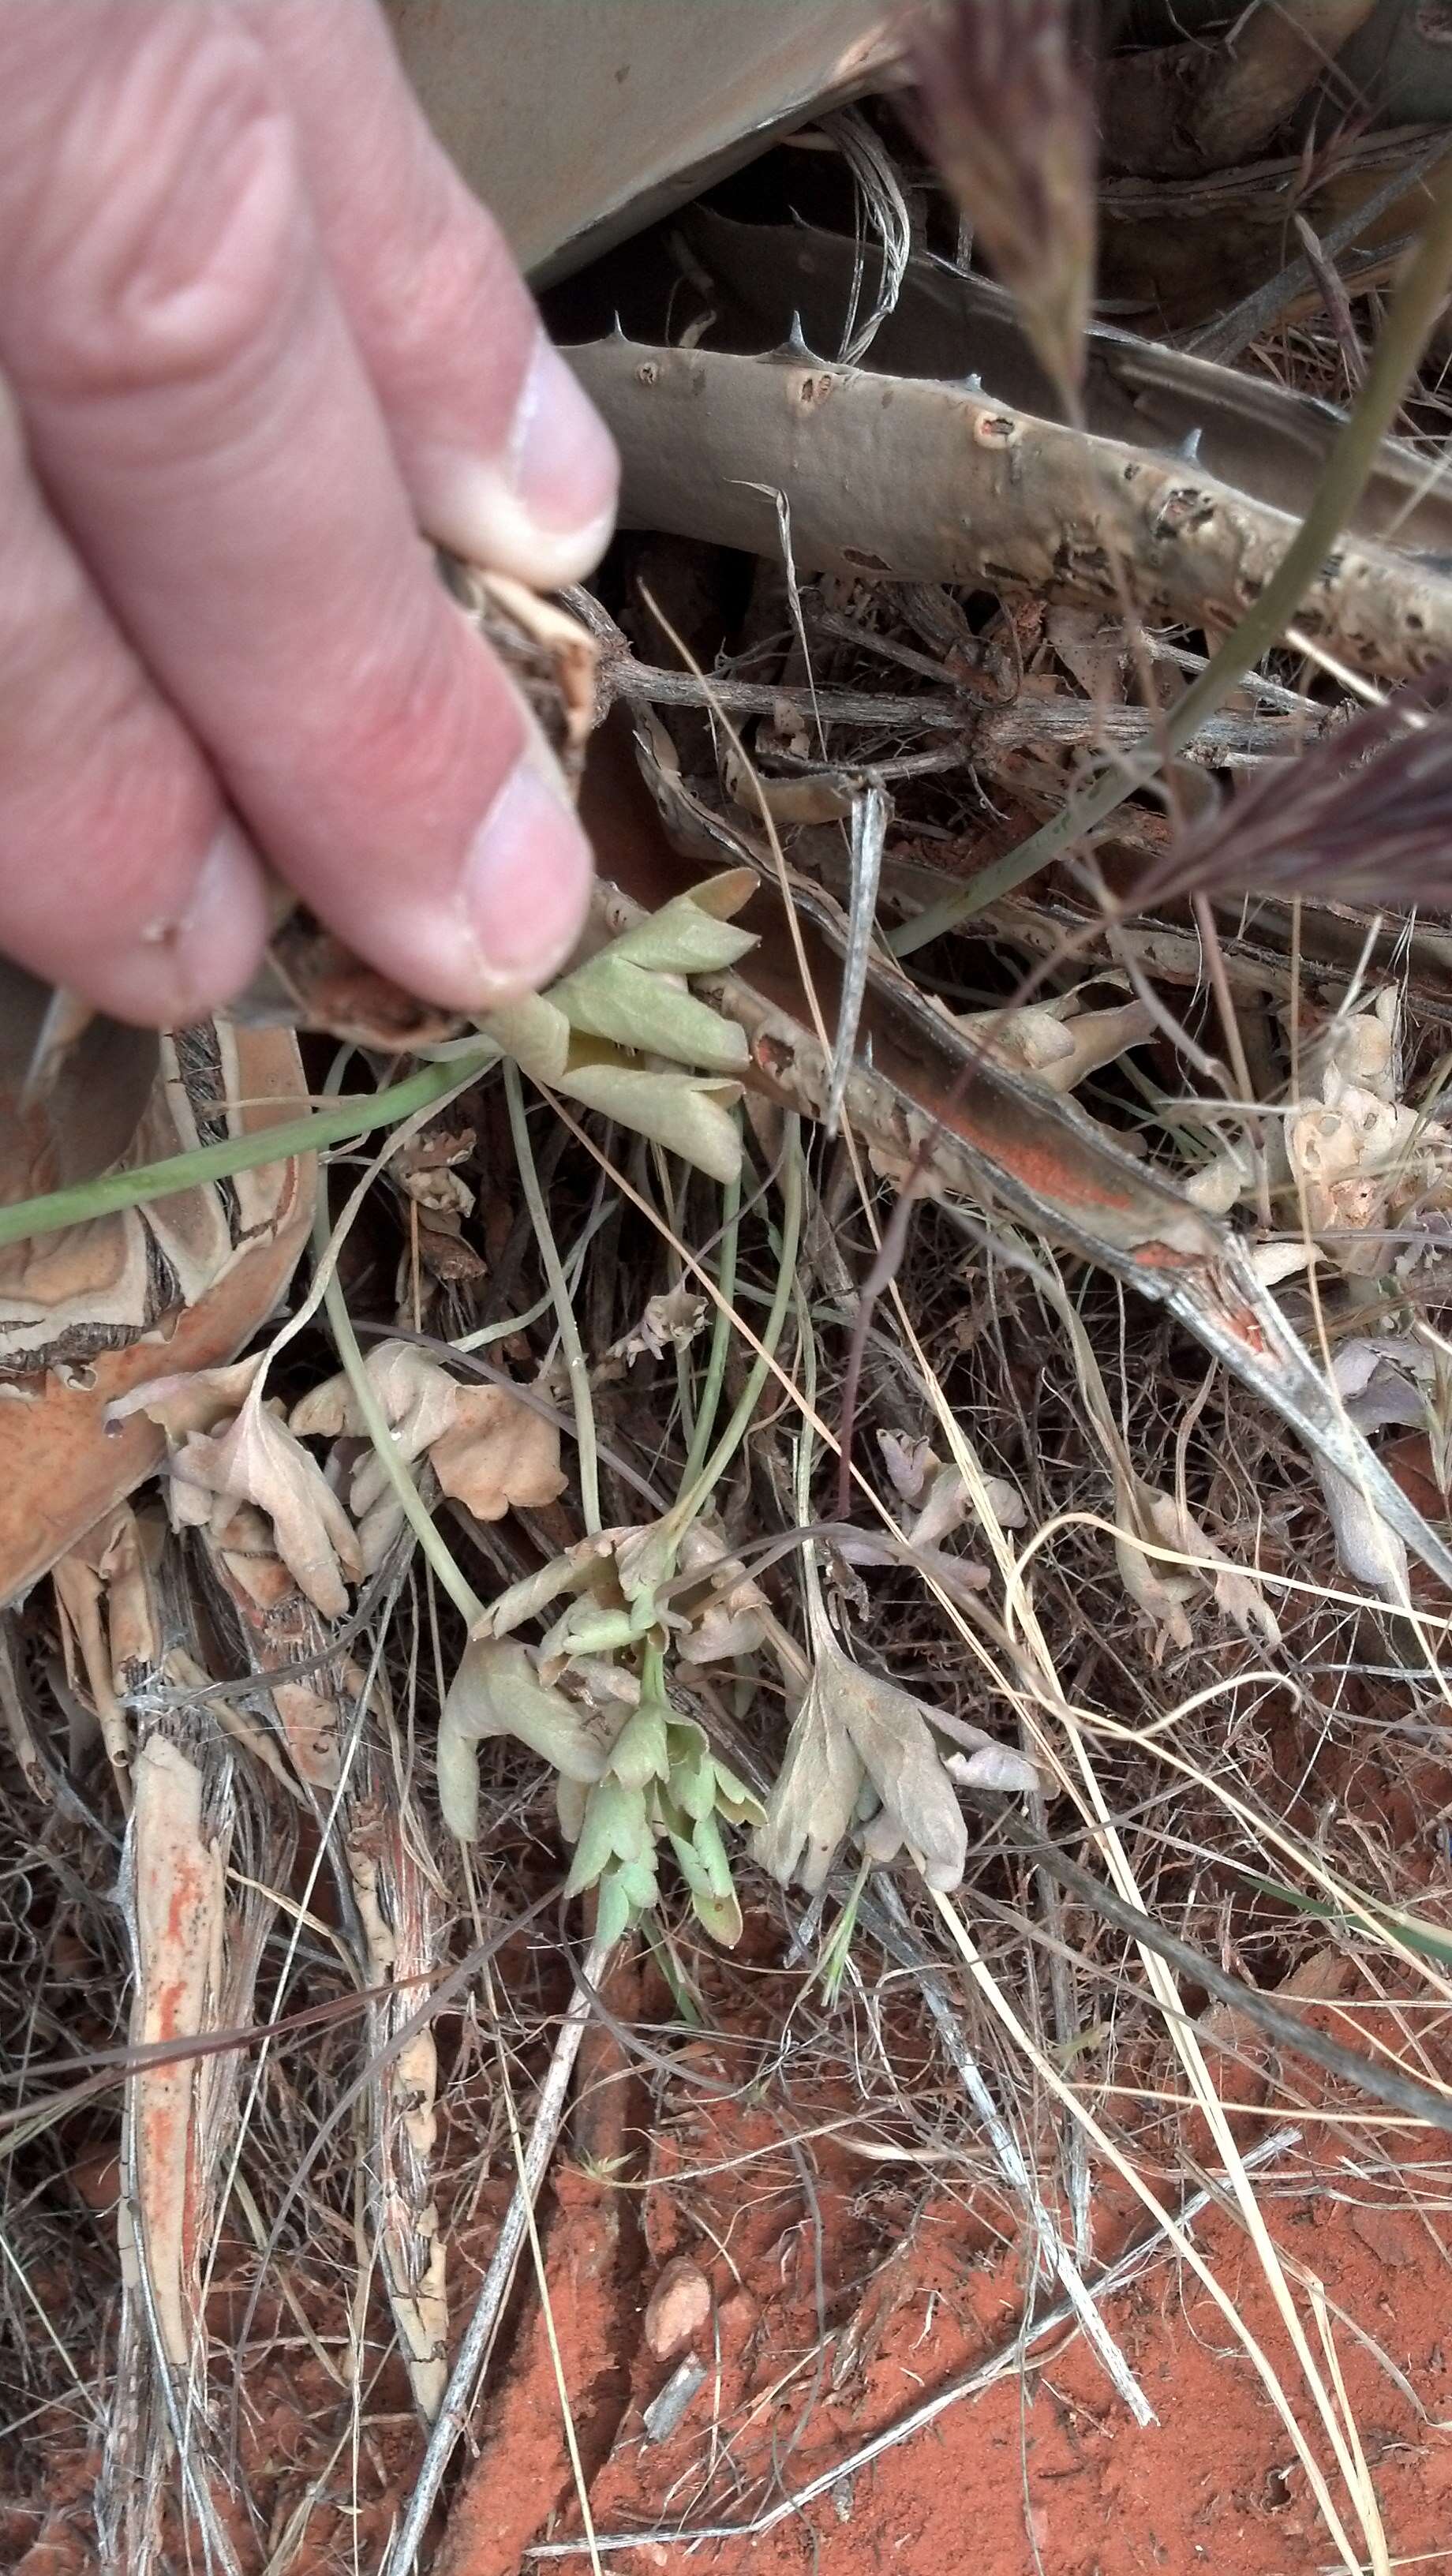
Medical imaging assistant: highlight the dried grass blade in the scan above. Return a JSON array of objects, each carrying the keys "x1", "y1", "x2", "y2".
[
  {"x1": 867, "y1": 1877, "x2": 1153, "y2": 2422},
  {"x1": 825, "y1": 783, "x2": 888, "y2": 1139},
  {"x1": 907, "y1": 0, "x2": 1096, "y2": 402}
]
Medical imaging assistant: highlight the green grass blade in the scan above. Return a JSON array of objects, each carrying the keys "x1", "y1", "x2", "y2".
[{"x1": 0, "y1": 1050, "x2": 493, "y2": 1251}]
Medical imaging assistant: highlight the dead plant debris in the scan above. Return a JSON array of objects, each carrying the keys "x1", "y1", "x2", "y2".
[{"x1": 6, "y1": 11, "x2": 1452, "y2": 2575}]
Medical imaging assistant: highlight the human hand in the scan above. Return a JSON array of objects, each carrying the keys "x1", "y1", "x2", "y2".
[{"x1": 0, "y1": 0, "x2": 617, "y2": 1028}]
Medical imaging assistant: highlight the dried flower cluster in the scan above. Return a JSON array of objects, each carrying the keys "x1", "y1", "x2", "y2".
[
  {"x1": 1153, "y1": 672, "x2": 1452, "y2": 911},
  {"x1": 907, "y1": 0, "x2": 1097, "y2": 402}
]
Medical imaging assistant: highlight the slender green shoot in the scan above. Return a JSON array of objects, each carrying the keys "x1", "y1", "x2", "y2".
[
  {"x1": 0, "y1": 1049, "x2": 495, "y2": 1251},
  {"x1": 675, "y1": 1155, "x2": 743, "y2": 1505},
  {"x1": 506, "y1": 1064, "x2": 601, "y2": 1534},
  {"x1": 664, "y1": 1118, "x2": 803, "y2": 1540}
]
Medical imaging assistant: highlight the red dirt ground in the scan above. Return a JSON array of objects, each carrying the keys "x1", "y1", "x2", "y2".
[
  {"x1": 431, "y1": 1957, "x2": 1452, "y2": 2576},
  {"x1": 7, "y1": 1985, "x2": 1451, "y2": 2574}
]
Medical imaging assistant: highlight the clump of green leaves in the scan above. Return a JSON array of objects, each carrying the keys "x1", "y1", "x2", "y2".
[
  {"x1": 563, "y1": 1673, "x2": 763, "y2": 1947},
  {"x1": 439, "y1": 1625, "x2": 762, "y2": 1946},
  {"x1": 482, "y1": 871, "x2": 759, "y2": 1184}
]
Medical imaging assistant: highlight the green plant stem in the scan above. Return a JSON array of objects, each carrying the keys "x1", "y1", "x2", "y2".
[
  {"x1": 0, "y1": 1048, "x2": 495, "y2": 1251},
  {"x1": 675, "y1": 1157, "x2": 743, "y2": 1505},
  {"x1": 889, "y1": 158, "x2": 1452, "y2": 959},
  {"x1": 505, "y1": 1062, "x2": 601, "y2": 1534},
  {"x1": 665, "y1": 1118, "x2": 803, "y2": 1539},
  {"x1": 318, "y1": 1251, "x2": 484, "y2": 1626}
]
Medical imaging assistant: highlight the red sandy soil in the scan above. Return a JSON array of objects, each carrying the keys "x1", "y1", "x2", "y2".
[
  {"x1": 7, "y1": 1981, "x2": 1450, "y2": 2575},
  {"x1": 432, "y1": 2097, "x2": 1452, "y2": 2576}
]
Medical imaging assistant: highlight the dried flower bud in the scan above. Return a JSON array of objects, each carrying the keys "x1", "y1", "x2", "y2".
[{"x1": 907, "y1": 0, "x2": 1097, "y2": 403}]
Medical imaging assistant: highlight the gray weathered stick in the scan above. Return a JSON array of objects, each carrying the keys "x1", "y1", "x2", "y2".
[{"x1": 571, "y1": 331, "x2": 1452, "y2": 682}]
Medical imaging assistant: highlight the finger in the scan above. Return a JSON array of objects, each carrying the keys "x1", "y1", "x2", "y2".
[
  {"x1": 247, "y1": 0, "x2": 618, "y2": 587},
  {"x1": 0, "y1": 3, "x2": 592, "y2": 1013},
  {"x1": 0, "y1": 377, "x2": 267, "y2": 1025}
]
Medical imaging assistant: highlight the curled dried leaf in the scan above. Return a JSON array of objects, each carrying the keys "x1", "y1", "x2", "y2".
[
  {"x1": 485, "y1": 1531, "x2": 622, "y2": 1638},
  {"x1": 1310, "y1": 1336, "x2": 1438, "y2": 1595},
  {"x1": 1315, "y1": 1462, "x2": 1409, "y2": 1598},
  {"x1": 959, "y1": 990, "x2": 1153, "y2": 1096},
  {"x1": 674, "y1": 1522, "x2": 769, "y2": 1666},
  {"x1": 875, "y1": 1432, "x2": 1025, "y2": 1547},
  {"x1": 1140, "y1": 1489, "x2": 1282, "y2": 1650},
  {"x1": 293, "y1": 1340, "x2": 564, "y2": 1563},
  {"x1": 120, "y1": 1360, "x2": 361, "y2": 1617},
  {"x1": 1287, "y1": 1085, "x2": 1431, "y2": 1279},
  {"x1": 1113, "y1": 1503, "x2": 1196, "y2": 1661},
  {"x1": 1297, "y1": 990, "x2": 1401, "y2": 1110},
  {"x1": 944, "y1": 1743, "x2": 1044, "y2": 1795},
  {"x1": 878, "y1": 1431, "x2": 937, "y2": 1504},
  {"x1": 609, "y1": 1285, "x2": 709, "y2": 1367}
]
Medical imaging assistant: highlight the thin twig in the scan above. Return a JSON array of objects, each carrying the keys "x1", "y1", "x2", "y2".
[
  {"x1": 384, "y1": 1938, "x2": 613, "y2": 2576},
  {"x1": 866, "y1": 1874, "x2": 1153, "y2": 2424}
]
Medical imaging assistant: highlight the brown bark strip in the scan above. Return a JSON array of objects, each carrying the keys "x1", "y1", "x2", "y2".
[{"x1": 1099, "y1": 0, "x2": 1378, "y2": 179}]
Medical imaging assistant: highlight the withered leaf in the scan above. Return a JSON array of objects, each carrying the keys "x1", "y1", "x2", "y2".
[
  {"x1": 292, "y1": 1340, "x2": 564, "y2": 1564},
  {"x1": 751, "y1": 1673, "x2": 866, "y2": 1896},
  {"x1": 117, "y1": 1358, "x2": 361, "y2": 1617},
  {"x1": 830, "y1": 1649, "x2": 969, "y2": 1892}
]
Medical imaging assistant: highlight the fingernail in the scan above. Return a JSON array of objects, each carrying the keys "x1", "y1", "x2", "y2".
[
  {"x1": 417, "y1": 337, "x2": 618, "y2": 589},
  {"x1": 462, "y1": 759, "x2": 593, "y2": 995},
  {"x1": 125, "y1": 817, "x2": 269, "y2": 1025},
  {"x1": 511, "y1": 335, "x2": 619, "y2": 537}
]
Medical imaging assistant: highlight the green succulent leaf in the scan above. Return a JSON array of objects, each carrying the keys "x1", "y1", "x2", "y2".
[
  {"x1": 557, "y1": 1059, "x2": 744, "y2": 1185},
  {"x1": 595, "y1": 1862, "x2": 640, "y2": 1949},
  {"x1": 607, "y1": 1698, "x2": 672, "y2": 1790},
  {"x1": 550, "y1": 954, "x2": 749, "y2": 1073},
  {"x1": 439, "y1": 1638, "x2": 611, "y2": 1839},
  {"x1": 712, "y1": 1761, "x2": 766, "y2": 1829},
  {"x1": 668, "y1": 1823, "x2": 744, "y2": 1948},
  {"x1": 596, "y1": 880, "x2": 759, "y2": 976},
  {"x1": 563, "y1": 1778, "x2": 652, "y2": 1896},
  {"x1": 477, "y1": 991, "x2": 571, "y2": 1085}
]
